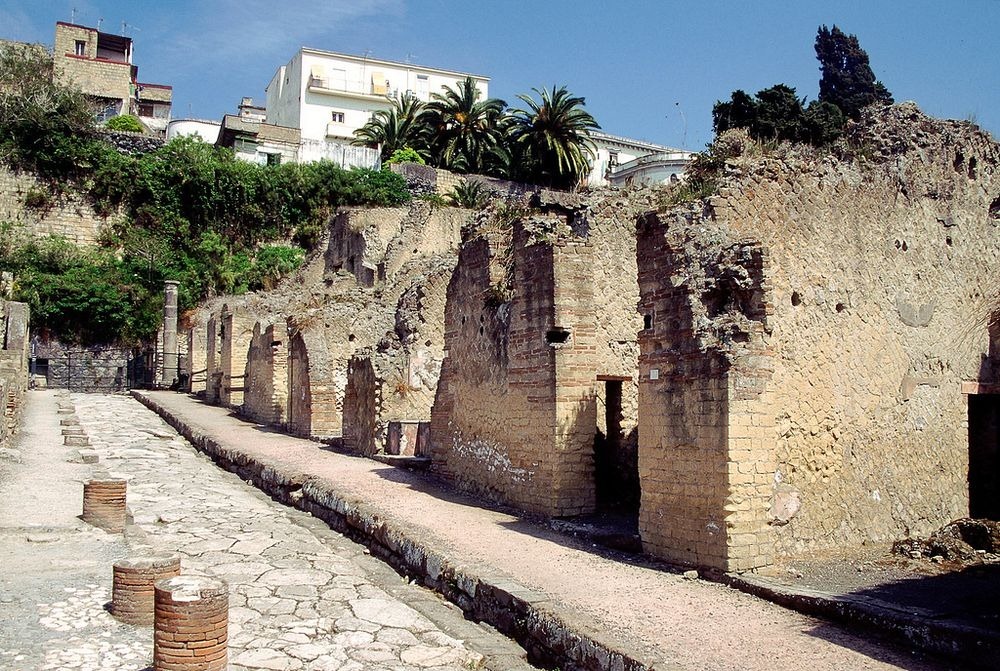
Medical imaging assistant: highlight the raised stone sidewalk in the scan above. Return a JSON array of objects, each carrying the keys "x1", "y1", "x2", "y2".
[{"x1": 135, "y1": 390, "x2": 961, "y2": 671}]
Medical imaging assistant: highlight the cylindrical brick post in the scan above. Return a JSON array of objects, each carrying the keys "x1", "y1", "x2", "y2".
[
  {"x1": 112, "y1": 555, "x2": 182, "y2": 625},
  {"x1": 154, "y1": 575, "x2": 228, "y2": 671},
  {"x1": 82, "y1": 478, "x2": 127, "y2": 532}
]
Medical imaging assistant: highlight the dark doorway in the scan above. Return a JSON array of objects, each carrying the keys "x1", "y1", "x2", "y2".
[
  {"x1": 594, "y1": 378, "x2": 640, "y2": 516},
  {"x1": 969, "y1": 394, "x2": 1000, "y2": 519}
]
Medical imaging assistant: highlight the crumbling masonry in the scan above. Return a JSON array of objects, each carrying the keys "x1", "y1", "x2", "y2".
[{"x1": 185, "y1": 104, "x2": 1000, "y2": 572}]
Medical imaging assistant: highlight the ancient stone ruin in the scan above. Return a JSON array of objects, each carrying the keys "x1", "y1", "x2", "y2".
[{"x1": 188, "y1": 103, "x2": 1000, "y2": 572}]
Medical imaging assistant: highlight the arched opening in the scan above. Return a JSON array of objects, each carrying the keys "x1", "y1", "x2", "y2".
[{"x1": 287, "y1": 331, "x2": 312, "y2": 437}]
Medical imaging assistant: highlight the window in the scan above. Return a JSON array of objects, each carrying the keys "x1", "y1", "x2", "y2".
[
  {"x1": 608, "y1": 151, "x2": 619, "y2": 167},
  {"x1": 74, "y1": 40, "x2": 86, "y2": 56},
  {"x1": 137, "y1": 103, "x2": 154, "y2": 117},
  {"x1": 266, "y1": 153, "x2": 281, "y2": 166},
  {"x1": 416, "y1": 74, "x2": 429, "y2": 101},
  {"x1": 331, "y1": 111, "x2": 345, "y2": 123}
]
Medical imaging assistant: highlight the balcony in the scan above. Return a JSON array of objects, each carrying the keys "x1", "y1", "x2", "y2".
[{"x1": 307, "y1": 76, "x2": 386, "y2": 102}]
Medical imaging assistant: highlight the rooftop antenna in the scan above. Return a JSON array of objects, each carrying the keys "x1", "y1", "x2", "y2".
[
  {"x1": 71, "y1": 7, "x2": 77, "y2": 24},
  {"x1": 674, "y1": 101, "x2": 687, "y2": 149},
  {"x1": 121, "y1": 21, "x2": 141, "y2": 36},
  {"x1": 97, "y1": 17, "x2": 103, "y2": 31},
  {"x1": 405, "y1": 53, "x2": 416, "y2": 64}
]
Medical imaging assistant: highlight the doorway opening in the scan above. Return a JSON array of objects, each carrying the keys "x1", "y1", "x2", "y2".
[
  {"x1": 969, "y1": 393, "x2": 1000, "y2": 519},
  {"x1": 594, "y1": 376, "x2": 640, "y2": 519}
]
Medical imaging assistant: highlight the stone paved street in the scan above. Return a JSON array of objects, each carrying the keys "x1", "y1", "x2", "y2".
[{"x1": 0, "y1": 390, "x2": 526, "y2": 671}]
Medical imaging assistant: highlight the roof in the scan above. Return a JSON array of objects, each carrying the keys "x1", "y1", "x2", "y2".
[
  {"x1": 218, "y1": 114, "x2": 300, "y2": 145},
  {"x1": 591, "y1": 130, "x2": 684, "y2": 155},
  {"x1": 299, "y1": 46, "x2": 489, "y2": 82}
]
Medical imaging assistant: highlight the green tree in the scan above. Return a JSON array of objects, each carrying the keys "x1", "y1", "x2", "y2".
[
  {"x1": 815, "y1": 25, "x2": 893, "y2": 120},
  {"x1": 752, "y1": 84, "x2": 806, "y2": 142},
  {"x1": 0, "y1": 42, "x2": 101, "y2": 180},
  {"x1": 712, "y1": 90, "x2": 757, "y2": 135},
  {"x1": 422, "y1": 76, "x2": 506, "y2": 173},
  {"x1": 508, "y1": 85, "x2": 599, "y2": 189},
  {"x1": 352, "y1": 93, "x2": 430, "y2": 162},
  {"x1": 803, "y1": 100, "x2": 846, "y2": 145}
]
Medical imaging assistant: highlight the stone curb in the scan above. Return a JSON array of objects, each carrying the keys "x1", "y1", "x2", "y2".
[
  {"x1": 133, "y1": 391, "x2": 679, "y2": 671},
  {"x1": 721, "y1": 573, "x2": 1000, "y2": 669}
]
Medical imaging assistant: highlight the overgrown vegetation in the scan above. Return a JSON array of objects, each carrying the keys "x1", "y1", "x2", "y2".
[
  {"x1": 104, "y1": 114, "x2": 145, "y2": 133},
  {"x1": 446, "y1": 178, "x2": 490, "y2": 209},
  {"x1": 353, "y1": 78, "x2": 600, "y2": 189},
  {"x1": 0, "y1": 43, "x2": 411, "y2": 345},
  {"x1": 713, "y1": 25, "x2": 893, "y2": 146}
]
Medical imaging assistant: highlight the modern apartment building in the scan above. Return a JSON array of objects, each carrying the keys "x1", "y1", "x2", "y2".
[
  {"x1": 265, "y1": 47, "x2": 488, "y2": 163},
  {"x1": 52, "y1": 22, "x2": 172, "y2": 134},
  {"x1": 586, "y1": 131, "x2": 693, "y2": 187}
]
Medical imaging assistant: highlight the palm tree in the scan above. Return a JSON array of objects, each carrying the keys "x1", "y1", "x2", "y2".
[
  {"x1": 422, "y1": 76, "x2": 506, "y2": 173},
  {"x1": 508, "y1": 85, "x2": 600, "y2": 189},
  {"x1": 352, "y1": 93, "x2": 430, "y2": 162}
]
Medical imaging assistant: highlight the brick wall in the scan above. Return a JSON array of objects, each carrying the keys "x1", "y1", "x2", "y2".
[
  {"x1": 636, "y1": 213, "x2": 776, "y2": 571},
  {"x1": 218, "y1": 306, "x2": 254, "y2": 409},
  {"x1": 243, "y1": 322, "x2": 288, "y2": 427}
]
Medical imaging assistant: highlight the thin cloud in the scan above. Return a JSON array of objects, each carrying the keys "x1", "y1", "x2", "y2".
[
  {"x1": 164, "y1": 0, "x2": 403, "y2": 62},
  {"x1": 0, "y1": 7, "x2": 42, "y2": 43}
]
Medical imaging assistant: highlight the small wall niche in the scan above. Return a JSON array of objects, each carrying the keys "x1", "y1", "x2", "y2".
[{"x1": 546, "y1": 328, "x2": 571, "y2": 346}]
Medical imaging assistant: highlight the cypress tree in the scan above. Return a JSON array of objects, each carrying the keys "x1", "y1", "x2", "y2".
[{"x1": 815, "y1": 25, "x2": 893, "y2": 120}]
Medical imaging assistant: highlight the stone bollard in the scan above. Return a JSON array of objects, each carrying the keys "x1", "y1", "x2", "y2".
[
  {"x1": 112, "y1": 555, "x2": 182, "y2": 625},
  {"x1": 82, "y1": 478, "x2": 127, "y2": 532},
  {"x1": 154, "y1": 575, "x2": 228, "y2": 671}
]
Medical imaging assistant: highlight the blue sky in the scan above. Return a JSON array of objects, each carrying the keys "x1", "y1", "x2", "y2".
[{"x1": 3, "y1": 1, "x2": 998, "y2": 150}]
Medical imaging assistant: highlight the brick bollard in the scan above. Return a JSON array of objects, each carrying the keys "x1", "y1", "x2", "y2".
[
  {"x1": 82, "y1": 478, "x2": 127, "y2": 532},
  {"x1": 112, "y1": 555, "x2": 182, "y2": 625},
  {"x1": 154, "y1": 575, "x2": 229, "y2": 671}
]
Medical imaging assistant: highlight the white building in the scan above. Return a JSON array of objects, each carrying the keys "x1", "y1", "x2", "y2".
[
  {"x1": 265, "y1": 47, "x2": 489, "y2": 162},
  {"x1": 166, "y1": 119, "x2": 221, "y2": 143},
  {"x1": 586, "y1": 131, "x2": 693, "y2": 188}
]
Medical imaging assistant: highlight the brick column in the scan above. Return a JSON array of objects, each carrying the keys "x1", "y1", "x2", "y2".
[
  {"x1": 154, "y1": 575, "x2": 228, "y2": 671},
  {"x1": 112, "y1": 555, "x2": 182, "y2": 625},
  {"x1": 82, "y1": 478, "x2": 127, "y2": 532}
]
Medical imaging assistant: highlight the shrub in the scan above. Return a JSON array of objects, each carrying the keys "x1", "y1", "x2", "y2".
[
  {"x1": 104, "y1": 114, "x2": 145, "y2": 133},
  {"x1": 247, "y1": 245, "x2": 305, "y2": 290},
  {"x1": 386, "y1": 147, "x2": 426, "y2": 165},
  {"x1": 447, "y1": 178, "x2": 490, "y2": 208}
]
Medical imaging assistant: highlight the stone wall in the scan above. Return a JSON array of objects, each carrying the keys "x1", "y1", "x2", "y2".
[
  {"x1": 429, "y1": 190, "x2": 657, "y2": 517},
  {"x1": 0, "y1": 301, "x2": 29, "y2": 448},
  {"x1": 637, "y1": 105, "x2": 1000, "y2": 569},
  {"x1": 199, "y1": 203, "x2": 464, "y2": 442},
  {"x1": 34, "y1": 339, "x2": 131, "y2": 392},
  {"x1": 0, "y1": 166, "x2": 108, "y2": 245}
]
